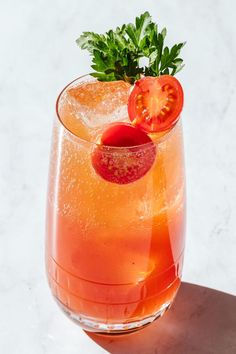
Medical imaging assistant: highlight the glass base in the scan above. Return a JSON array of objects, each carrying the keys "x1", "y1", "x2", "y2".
[{"x1": 56, "y1": 298, "x2": 171, "y2": 334}]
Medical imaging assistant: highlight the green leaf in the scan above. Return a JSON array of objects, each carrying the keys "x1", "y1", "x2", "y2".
[
  {"x1": 135, "y1": 11, "x2": 152, "y2": 45},
  {"x1": 161, "y1": 27, "x2": 167, "y2": 38},
  {"x1": 125, "y1": 23, "x2": 138, "y2": 47},
  {"x1": 92, "y1": 50, "x2": 107, "y2": 71},
  {"x1": 76, "y1": 12, "x2": 186, "y2": 82},
  {"x1": 91, "y1": 72, "x2": 116, "y2": 81},
  {"x1": 156, "y1": 33, "x2": 164, "y2": 71},
  {"x1": 162, "y1": 68, "x2": 170, "y2": 75},
  {"x1": 149, "y1": 49, "x2": 158, "y2": 65}
]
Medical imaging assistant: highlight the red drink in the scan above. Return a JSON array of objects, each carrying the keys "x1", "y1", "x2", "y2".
[{"x1": 46, "y1": 76, "x2": 186, "y2": 333}]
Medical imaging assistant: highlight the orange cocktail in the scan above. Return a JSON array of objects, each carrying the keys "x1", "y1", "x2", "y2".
[{"x1": 46, "y1": 75, "x2": 185, "y2": 333}]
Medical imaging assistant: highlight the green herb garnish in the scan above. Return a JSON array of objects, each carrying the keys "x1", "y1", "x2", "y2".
[{"x1": 76, "y1": 11, "x2": 185, "y2": 84}]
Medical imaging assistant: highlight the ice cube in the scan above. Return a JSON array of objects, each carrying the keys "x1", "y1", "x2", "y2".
[{"x1": 66, "y1": 80, "x2": 131, "y2": 129}]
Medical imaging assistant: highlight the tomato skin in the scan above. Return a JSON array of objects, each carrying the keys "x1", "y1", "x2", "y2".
[
  {"x1": 99, "y1": 122, "x2": 153, "y2": 147},
  {"x1": 128, "y1": 75, "x2": 184, "y2": 133},
  {"x1": 91, "y1": 123, "x2": 157, "y2": 184}
]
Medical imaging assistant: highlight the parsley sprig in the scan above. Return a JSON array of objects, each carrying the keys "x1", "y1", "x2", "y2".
[{"x1": 76, "y1": 12, "x2": 185, "y2": 84}]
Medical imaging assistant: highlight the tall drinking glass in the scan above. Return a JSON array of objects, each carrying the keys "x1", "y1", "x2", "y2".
[{"x1": 45, "y1": 75, "x2": 186, "y2": 334}]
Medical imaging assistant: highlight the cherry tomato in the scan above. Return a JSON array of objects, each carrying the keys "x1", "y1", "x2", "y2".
[
  {"x1": 128, "y1": 75, "x2": 184, "y2": 133},
  {"x1": 92, "y1": 123, "x2": 157, "y2": 184}
]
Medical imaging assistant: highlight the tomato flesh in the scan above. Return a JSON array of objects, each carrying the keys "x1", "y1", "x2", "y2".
[
  {"x1": 92, "y1": 123, "x2": 157, "y2": 184},
  {"x1": 128, "y1": 75, "x2": 184, "y2": 133}
]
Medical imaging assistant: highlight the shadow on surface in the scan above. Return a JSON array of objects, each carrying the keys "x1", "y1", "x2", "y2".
[{"x1": 85, "y1": 282, "x2": 236, "y2": 354}]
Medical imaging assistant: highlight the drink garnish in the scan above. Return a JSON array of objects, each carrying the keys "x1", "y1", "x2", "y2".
[
  {"x1": 92, "y1": 123, "x2": 156, "y2": 184},
  {"x1": 76, "y1": 11, "x2": 185, "y2": 84},
  {"x1": 76, "y1": 12, "x2": 185, "y2": 183},
  {"x1": 128, "y1": 75, "x2": 184, "y2": 133}
]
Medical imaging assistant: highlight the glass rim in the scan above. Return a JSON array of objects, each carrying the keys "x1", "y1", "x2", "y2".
[{"x1": 55, "y1": 74, "x2": 179, "y2": 150}]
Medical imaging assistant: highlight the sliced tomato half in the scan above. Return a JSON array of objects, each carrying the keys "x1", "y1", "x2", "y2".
[{"x1": 128, "y1": 75, "x2": 184, "y2": 133}]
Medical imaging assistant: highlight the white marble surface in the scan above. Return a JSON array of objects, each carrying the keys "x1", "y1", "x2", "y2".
[{"x1": 0, "y1": 0, "x2": 236, "y2": 353}]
